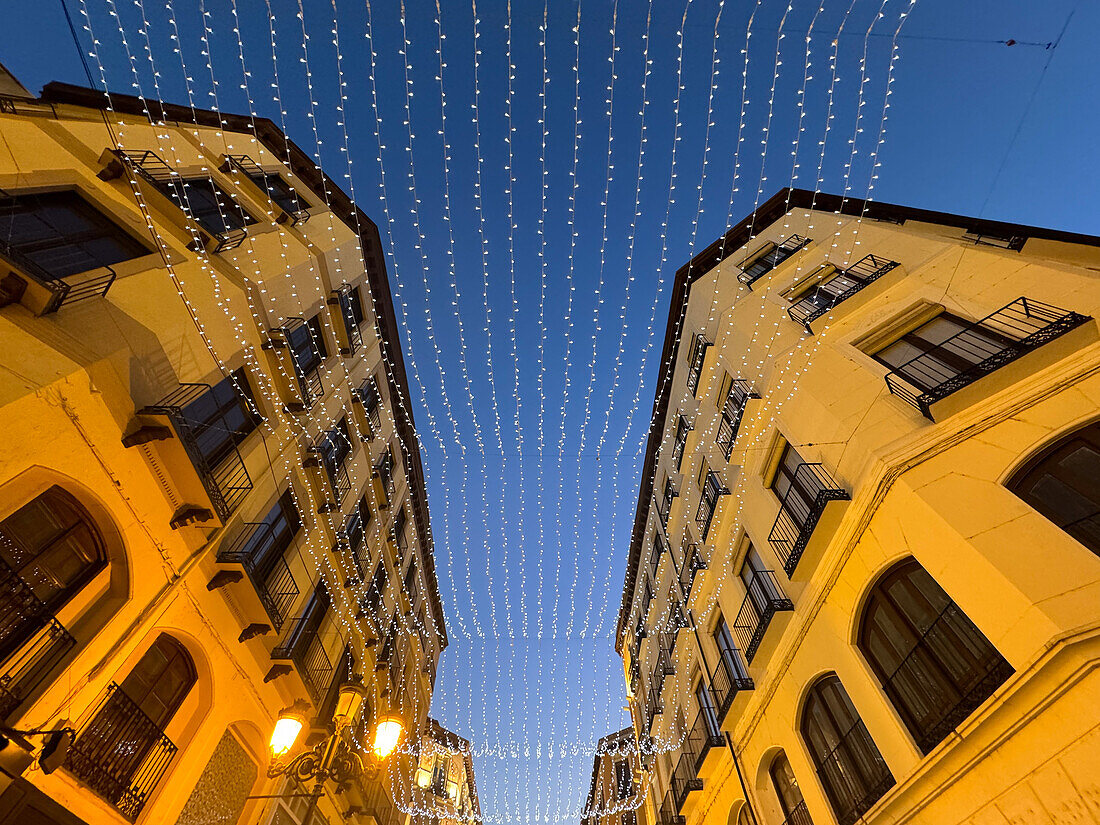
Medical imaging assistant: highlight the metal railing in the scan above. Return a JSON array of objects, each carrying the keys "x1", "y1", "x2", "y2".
[
  {"x1": 271, "y1": 617, "x2": 336, "y2": 700},
  {"x1": 881, "y1": 601, "x2": 1013, "y2": 754},
  {"x1": 738, "y1": 235, "x2": 810, "y2": 286},
  {"x1": 715, "y1": 381, "x2": 758, "y2": 460},
  {"x1": 658, "y1": 482, "x2": 677, "y2": 526},
  {"x1": 732, "y1": 571, "x2": 793, "y2": 663},
  {"x1": 114, "y1": 150, "x2": 248, "y2": 252},
  {"x1": 66, "y1": 682, "x2": 178, "y2": 821},
  {"x1": 0, "y1": 239, "x2": 117, "y2": 313},
  {"x1": 223, "y1": 154, "x2": 310, "y2": 225},
  {"x1": 781, "y1": 801, "x2": 814, "y2": 825},
  {"x1": 142, "y1": 384, "x2": 253, "y2": 520},
  {"x1": 812, "y1": 720, "x2": 894, "y2": 825},
  {"x1": 659, "y1": 632, "x2": 678, "y2": 675},
  {"x1": 711, "y1": 645, "x2": 753, "y2": 723},
  {"x1": 217, "y1": 522, "x2": 300, "y2": 632},
  {"x1": 686, "y1": 336, "x2": 711, "y2": 397},
  {"x1": 787, "y1": 254, "x2": 899, "y2": 330},
  {"x1": 333, "y1": 287, "x2": 364, "y2": 355},
  {"x1": 0, "y1": 616, "x2": 75, "y2": 721},
  {"x1": 679, "y1": 544, "x2": 705, "y2": 598},
  {"x1": 768, "y1": 463, "x2": 849, "y2": 577},
  {"x1": 696, "y1": 472, "x2": 728, "y2": 542},
  {"x1": 268, "y1": 319, "x2": 324, "y2": 408},
  {"x1": 659, "y1": 789, "x2": 685, "y2": 825},
  {"x1": 884, "y1": 297, "x2": 1090, "y2": 419},
  {"x1": 671, "y1": 710, "x2": 721, "y2": 814},
  {"x1": 647, "y1": 685, "x2": 664, "y2": 730}
]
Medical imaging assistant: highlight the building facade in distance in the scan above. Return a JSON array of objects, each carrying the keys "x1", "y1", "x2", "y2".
[
  {"x1": 410, "y1": 719, "x2": 480, "y2": 825},
  {"x1": 581, "y1": 728, "x2": 647, "y2": 825},
  {"x1": 617, "y1": 189, "x2": 1100, "y2": 825},
  {"x1": 0, "y1": 71, "x2": 448, "y2": 825}
]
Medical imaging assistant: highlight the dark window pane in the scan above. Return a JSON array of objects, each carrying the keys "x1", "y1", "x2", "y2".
[
  {"x1": 161, "y1": 178, "x2": 254, "y2": 236},
  {"x1": 0, "y1": 190, "x2": 147, "y2": 279},
  {"x1": 246, "y1": 171, "x2": 307, "y2": 215},
  {"x1": 180, "y1": 369, "x2": 260, "y2": 468}
]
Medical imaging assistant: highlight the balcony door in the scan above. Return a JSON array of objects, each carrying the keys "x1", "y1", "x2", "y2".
[
  {"x1": 771, "y1": 444, "x2": 815, "y2": 533},
  {"x1": 738, "y1": 544, "x2": 776, "y2": 616},
  {"x1": 769, "y1": 752, "x2": 810, "y2": 824}
]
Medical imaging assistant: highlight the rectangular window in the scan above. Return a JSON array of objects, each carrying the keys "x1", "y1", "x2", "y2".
[
  {"x1": 287, "y1": 320, "x2": 323, "y2": 380},
  {"x1": 770, "y1": 442, "x2": 816, "y2": 531},
  {"x1": 686, "y1": 333, "x2": 711, "y2": 397},
  {"x1": 696, "y1": 681, "x2": 720, "y2": 738},
  {"x1": 404, "y1": 558, "x2": 419, "y2": 606},
  {"x1": 315, "y1": 419, "x2": 353, "y2": 505},
  {"x1": 614, "y1": 760, "x2": 633, "y2": 800},
  {"x1": 737, "y1": 234, "x2": 810, "y2": 285},
  {"x1": 393, "y1": 505, "x2": 408, "y2": 550},
  {"x1": 181, "y1": 368, "x2": 261, "y2": 468},
  {"x1": 335, "y1": 286, "x2": 365, "y2": 355},
  {"x1": 716, "y1": 381, "x2": 752, "y2": 460},
  {"x1": 717, "y1": 372, "x2": 733, "y2": 409},
  {"x1": 672, "y1": 416, "x2": 690, "y2": 472},
  {"x1": 307, "y1": 314, "x2": 329, "y2": 361},
  {"x1": 713, "y1": 616, "x2": 749, "y2": 682},
  {"x1": 343, "y1": 500, "x2": 366, "y2": 557},
  {"x1": 161, "y1": 176, "x2": 255, "y2": 237},
  {"x1": 0, "y1": 190, "x2": 148, "y2": 280},
  {"x1": 361, "y1": 561, "x2": 388, "y2": 618},
  {"x1": 246, "y1": 170, "x2": 308, "y2": 216},
  {"x1": 241, "y1": 489, "x2": 301, "y2": 576},
  {"x1": 696, "y1": 458, "x2": 709, "y2": 492}
]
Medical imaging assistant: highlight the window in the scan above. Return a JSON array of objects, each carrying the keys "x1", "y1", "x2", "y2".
[
  {"x1": 787, "y1": 255, "x2": 898, "y2": 328},
  {"x1": 738, "y1": 544, "x2": 782, "y2": 615},
  {"x1": 0, "y1": 190, "x2": 148, "y2": 280},
  {"x1": 771, "y1": 443, "x2": 811, "y2": 521},
  {"x1": 649, "y1": 532, "x2": 664, "y2": 576},
  {"x1": 640, "y1": 575, "x2": 654, "y2": 619},
  {"x1": 738, "y1": 235, "x2": 810, "y2": 285},
  {"x1": 245, "y1": 169, "x2": 308, "y2": 215},
  {"x1": 361, "y1": 561, "x2": 388, "y2": 619},
  {"x1": 307, "y1": 314, "x2": 329, "y2": 361},
  {"x1": 672, "y1": 416, "x2": 690, "y2": 472},
  {"x1": 686, "y1": 334, "x2": 711, "y2": 396},
  {"x1": 1007, "y1": 421, "x2": 1100, "y2": 556},
  {"x1": 343, "y1": 500, "x2": 367, "y2": 558},
  {"x1": 858, "y1": 559, "x2": 1012, "y2": 754},
  {"x1": 68, "y1": 634, "x2": 196, "y2": 818},
  {"x1": 180, "y1": 369, "x2": 261, "y2": 469},
  {"x1": 615, "y1": 759, "x2": 633, "y2": 800},
  {"x1": 161, "y1": 176, "x2": 255, "y2": 237},
  {"x1": 716, "y1": 380, "x2": 753, "y2": 460},
  {"x1": 696, "y1": 681, "x2": 720, "y2": 738},
  {"x1": 404, "y1": 557, "x2": 420, "y2": 605},
  {"x1": 872, "y1": 311, "x2": 1009, "y2": 394},
  {"x1": 314, "y1": 419, "x2": 353, "y2": 506},
  {"x1": 800, "y1": 675, "x2": 894, "y2": 825},
  {"x1": 393, "y1": 505, "x2": 408, "y2": 550},
  {"x1": 240, "y1": 489, "x2": 300, "y2": 574},
  {"x1": 285, "y1": 319, "x2": 324, "y2": 404},
  {"x1": 358, "y1": 376, "x2": 383, "y2": 436},
  {"x1": 696, "y1": 471, "x2": 725, "y2": 541},
  {"x1": 769, "y1": 753, "x2": 810, "y2": 824},
  {"x1": 712, "y1": 616, "x2": 749, "y2": 684},
  {"x1": 717, "y1": 372, "x2": 734, "y2": 409},
  {"x1": 229, "y1": 489, "x2": 300, "y2": 630},
  {"x1": 0, "y1": 486, "x2": 107, "y2": 616},
  {"x1": 338, "y1": 286, "x2": 366, "y2": 341}
]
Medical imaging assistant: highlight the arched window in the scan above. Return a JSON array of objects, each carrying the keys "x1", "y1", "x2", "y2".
[
  {"x1": 800, "y1": 675, "x2": 894, "y2": 825},
  {"x1": 1007, "y1": 421, "x2": 1100, "y2": 556},
  {"x1": 769, "y1": 752, "x2": 811, "y2": 824},
  {"x1": 68, "y1": 634, "x2": 196, "y2": 819},
  {"x1": 858, "y1": 559, "x2": 1012, "y2": 754},
  {"x1": 0, "y1": 486, "x2": 107, "y2": 609}
]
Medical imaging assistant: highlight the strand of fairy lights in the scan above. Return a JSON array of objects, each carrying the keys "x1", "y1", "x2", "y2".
[
  {"x1": 533, "y1": 0, "x2": 550, "y2": 643},
  {"x1": 637, "y1": 0, "x2": 914, "y2": 762}
]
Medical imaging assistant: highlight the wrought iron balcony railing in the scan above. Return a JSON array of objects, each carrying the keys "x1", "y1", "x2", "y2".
[
  {"x1": 787, "y1": 254, "x2": 899, "y2": 330},
  {"x1": 696, "y1": 472, "x2": 728, "y2": 543},
  {"x1": 884, "y1": 297, "x2": 1090, "y2": 420},
  {"x1": 266, "y1": 318, "x2": 324, "y2": 410},
  {"x1": 0, "y1": 557, "x2": 78, "y2": 721},
  {"x1": 217, "y1": 522, "x2": 300, "y2": 632},
  {"x1": 686, "y1": 335, "x2": 711, "y2": 397},
  {"x1": 813, "y1": 720, "x2": 895, "y2": 825},
  {"x1": 142, "y1": 384, "x2": 253, "y2": 521},
  {"x1": 781, "y1": 802, "x2": 814, "y2": 825},
  {"x1": 222, "y1": 154, "x2": 310, "y2": 225},
  {"x1": 679, "y1": 543, "x2": 706, "y2": 599},
  {"x1": 330, "y1": 285, "x2": 364, "y2": 356},
  {"x1": 768, "y1": 463, "x2": 849, "y2": 577},
  {"x1": 0, "y1": 227, "x2": 118, "y2": 313},
  {"x1": 732, "y1": 571, "x2": 794, "y2": 663},
  {"x1": 738, "y1": 235, "x2": 810, "y2": 286},
  {"x1": 716, "y1": 380, "x2": 758, "y2": 460},
  {"x1": 646, "y1": 685, "x2": 664, "y2": 731},
  {"x1": 711, "y1": 644, "x2": 753, "y2": 723},
  {"x1": 270, "y1": 616, "x2": 336, "y2": 700},
  {"x1": 66, "y1": 682, "x2": 178, "y2": 821},
  {"x1": 659, "y1": 789, "x2": 685, "y2": 825},
  {"x1": 352, "y1": 378, "x2": 383, "y2": 438},
  {"x1": 671, "y1": 710, "x2": 722, "y2": 813},
  {"x1": 882, "y1": 601, "x2": 1014, "y2": 754}
]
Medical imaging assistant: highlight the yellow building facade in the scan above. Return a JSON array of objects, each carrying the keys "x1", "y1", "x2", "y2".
[
  {"x1": 582, "y1": 728, "x2": 647, "y2": 825},
  {"x1": 410, "y1": 719, "x2": 480, "y2": 825},
  {"x1": 0, "y1": 73, "x2": 447, "y2": 825},
  {"x1": 616, "y1": 189, "x2": 1100, "y2": 825}
]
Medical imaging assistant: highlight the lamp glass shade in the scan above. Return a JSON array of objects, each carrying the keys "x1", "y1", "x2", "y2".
[
  {"x1": 372, "y1": 716, "x2": 404, "y2": 760},
  {"x1": 333, "y1": 684, "x2": 367, "y2": 724},
  {"x1": 270, "y1": 716, "x2": 304, "y2": 758},
  {"x1": 415, "y1": 767, "x2": 432, "y2": 788}
]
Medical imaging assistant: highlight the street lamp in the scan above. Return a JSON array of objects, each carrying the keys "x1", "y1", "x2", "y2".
[{"x1": 267, "y1": 682, "x2": 405, "y2": 812}]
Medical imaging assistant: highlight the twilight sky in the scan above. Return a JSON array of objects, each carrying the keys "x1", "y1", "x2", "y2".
[{"x1": 4, "y1": 0, "x2": 1096, "y2": 821}]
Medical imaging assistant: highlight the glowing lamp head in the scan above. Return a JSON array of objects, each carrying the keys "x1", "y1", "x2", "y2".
[
  {"x1": 416, "y1": 766, "x2": 432, "y2": 788},
  {"x1": 269, "y1": 715, "x2": 305, "y2": 759},
  {"x1": 372, "y1": 716, "x2": 404, "y2": 760},
  {"x1": 333, "y1": 683, "x2": 368, "y2": 727}
]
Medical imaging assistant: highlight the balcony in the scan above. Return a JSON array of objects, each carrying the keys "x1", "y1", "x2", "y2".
[
  {"x1": 686, "y1": 335, "x2": 711, "y2": 397},
  {"x1": 814, "y1": 720, "x2": 895, "y2": 825},
  {"x1": 781, "y1": 802, "x2": 813, "y2": 825},
  {"x1": 66, "y1": 682, "x2": 178, "y2": 821},
  {"x1": 0, "y1": 237, "x2": 118, "y2": 313},
  {"x1": 217, "y1": 523, "x2": 300, "y2": 632},
  {"x1": 696, "y1": 472, "x2": 728, "y2": 543},
  {"x1": 716, "y1": 380, "x2": 758, "y2": 460},
  {"x1": 222, "y1": 154, "x2": 310, "y2": 226},
  {"x1": 884, "y1": 297, "x2": 1090, "y2": 420},
  {"x1": 711, "y1": 645, "x2": 753, "y2": 723},
  {"x1": 0, "y1": 557, "x2": 79, "y2": 721},
  {"x1": 659, "y1": 789, "x2": 685, "y2": 825},
  {"x1": 330, "y1": 285, "x2": 364, "y2": 355},
  {"x1": 738, "y1": 235, "x2": 810, "y2": 287},
  {"x1": 266, "y1": 318, "x2": 325, "y2": 411},
  {"x1": 657, "y1": 480, "x2": 677, "y2": 527},
  {"x1": 787, "y1": 254, "x2": 899, "y2": 331},
  {"x1": 646, "y1": 684, "x2": 664, "y2": 733},
  {"x1": 140, "y1": 384, "x2": 253, "y2": 522},
  {"x1": 671, "y1": 710, "x2": 723, "y2": 811},
  {"x1": 679, "y1": 544, "x2": 706, "y2": 599},
  {"x1": 768, "y1": 463, "x2": 849, "y2": 577},
  {"x1": 270, "y1": 616, "x2": 336, "y2": 700},
  {"x1": 352, "y1": 378, "x2": 382, "y2": 440},
  {"x1": 733, "y1": 571, "x2": 793, "y2": 663}
]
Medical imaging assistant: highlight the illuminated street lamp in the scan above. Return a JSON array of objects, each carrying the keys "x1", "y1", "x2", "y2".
[{"x1": 267, "y1": 681, "x2": 404, "y2": 813}]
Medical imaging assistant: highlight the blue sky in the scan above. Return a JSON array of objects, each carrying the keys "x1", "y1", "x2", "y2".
[{"x1": 4, "y1": 0, "x2": 1096, "y2": 821}]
